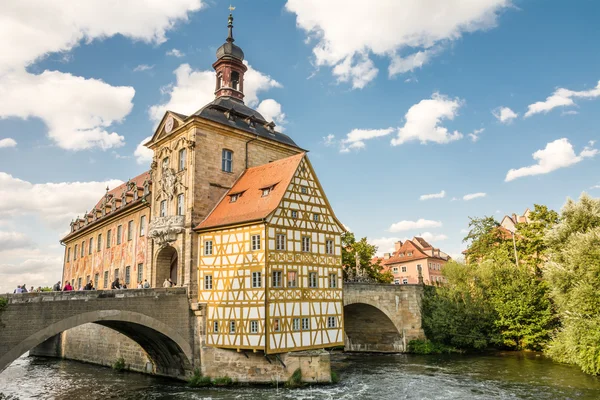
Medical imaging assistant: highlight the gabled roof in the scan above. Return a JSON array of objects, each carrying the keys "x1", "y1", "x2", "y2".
[
  {"x1": 413, "y1": 237, "x2": 433, "y2": 250},
  {"x1": 384, "y1": 240, "x2": 430, "y2": 265},
  {"x1": 195, "y1": 153, "x2": 305, "y2": 231},
  {"x1": 93, "y1": 171, "x2": 150, "y2": 210}
]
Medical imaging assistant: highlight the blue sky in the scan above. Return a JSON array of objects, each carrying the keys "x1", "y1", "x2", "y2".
[{"x1": 0, "y1": 0, "x2": 599, "y2": 291}]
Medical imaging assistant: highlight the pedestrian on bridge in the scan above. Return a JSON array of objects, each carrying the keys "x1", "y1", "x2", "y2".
[
  {"x1": 13, "y1": 285, "x2": 23, "y2": 294},
  {"x1": 143, "y1": 280, "x2": 150, "y2": 289},
  {"x1": 53, "y1": 281, "x2": 61, "y2": 291},
  {"x1": 111, "y1": 278, "x2": 121, "y2": 290},
  {"x1": 21, "y1": 284, "x2": 28, "y2": 293},
  {"x1": 63, "y1": 282, "x2": 73, "y2": 291}
]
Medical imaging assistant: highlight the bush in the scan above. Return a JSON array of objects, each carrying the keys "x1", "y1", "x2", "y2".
[
  {"x1": 330, "y1": 370, "x2": 340, "y2": 384},
  {"x1": 407, "y1": 339, "x2": 459, "y2": 354},
  {"x1": 112, "y1": 357, "x2": 126, "y2": 372},
  {"x1": 212, "y1": 376, "x2": 233, "y2": 386},
  {"x1": 188, "y1": 369, "x2": 212, "y2": 387},
  {"x1": 0, "y1": 297, "x2": 7, "y2": 312},
  {"x1": 285, "y1": 368, "x2": 303, "y2": 388}
]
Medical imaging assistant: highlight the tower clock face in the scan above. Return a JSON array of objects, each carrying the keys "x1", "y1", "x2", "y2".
[{"x1": 165, "y1": 116, "x2": 174, "y2": 133}]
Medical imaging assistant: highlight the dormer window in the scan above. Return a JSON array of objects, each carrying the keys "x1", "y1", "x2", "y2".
[
  {"x1": 407, "y1": 251, "x2": 413, "y2": 256},
  {"x1": 262, "y1": 187, "x2": 271, "y2": 197},
  {"x1": 230, "y1": 194, "x2": 239, "y2": 203}
]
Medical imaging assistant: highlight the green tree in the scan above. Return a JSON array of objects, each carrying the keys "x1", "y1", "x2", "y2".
[
  {"x1": 463, "y1": 216, "x2": 513, "y2": 264},
  {"x1": 544, "y1": 194, "x2": 600, "y2": 375},
  {"x1": 341, "y1": 232, "x2": 393, "y2": 283},
  {"x1": 515, "y1": 204, "x2": 559, "y2": 274}
]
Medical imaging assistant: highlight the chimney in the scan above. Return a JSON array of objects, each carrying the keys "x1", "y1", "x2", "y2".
[
  {"x1": 384, "y1": 253, "x2": 391, "y2": 260},
  {"x1": 394, "y1": 241, "x2": 402, "y2": 251}
]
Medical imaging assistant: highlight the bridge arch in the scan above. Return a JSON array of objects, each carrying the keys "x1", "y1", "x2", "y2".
[
  {"x1": 0, "y1": 309, "x2": 193, "y2": 377},
  {"x1": 343, "y1": 298, "x2": 404, "y2": 353}
]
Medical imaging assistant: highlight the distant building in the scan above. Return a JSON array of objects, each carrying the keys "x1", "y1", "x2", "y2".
[
  {"x1": 500, "y1": 208, "x2": 532, "y2": 233},
  {"x1": 375, "y1": 237, "x2": 451, "y2": 285}
]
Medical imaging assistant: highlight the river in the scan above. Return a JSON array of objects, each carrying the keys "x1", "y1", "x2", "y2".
[{"x1": 1, "y1": 352, "x2": 599, "y2": 399}]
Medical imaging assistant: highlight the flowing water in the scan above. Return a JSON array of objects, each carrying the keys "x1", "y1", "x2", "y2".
[{"x1": 1, "y1": 352, "x2": 599, "y2": 399}]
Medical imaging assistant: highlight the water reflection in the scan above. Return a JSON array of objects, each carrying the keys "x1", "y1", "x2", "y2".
[{"x1": 1, "y1": 352, "x2": 599, "y2": 400}]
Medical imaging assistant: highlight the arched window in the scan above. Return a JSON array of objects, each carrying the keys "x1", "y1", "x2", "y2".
[
  {"x1": 217, "y1": 73, "x2": 223, "y2": 90},
  {"x1": 231, "y1": 71, "x2": 240, "y2": 91}
]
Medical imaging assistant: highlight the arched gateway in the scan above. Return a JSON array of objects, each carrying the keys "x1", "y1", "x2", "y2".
[
  {"x1": 155, "y1": 245, "x2": 178, "y2": 286},
  {"x1": 0, "y1": 288, "x2": 194, "y2": 378}
]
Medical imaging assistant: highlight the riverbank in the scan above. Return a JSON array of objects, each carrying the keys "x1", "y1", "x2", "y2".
[{"x1": 1, "y1": 351, "x2": 600, "y2": 399}]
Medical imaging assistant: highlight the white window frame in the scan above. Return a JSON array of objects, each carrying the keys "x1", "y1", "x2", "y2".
[
  {"x1": 204, "y1": 275, "x2": 213, "y2": 290},
  {"x1": 326, "y1": 239, "x2": 334, "y2": 255},
  {"x1": 250, "y1": 320, "x2": 259, "y2": 334},
  {"x1": 222, "y1": 149, "x2": 233, "y2": 173},
  {"x1": 292, "y1": 318, "x2": 300, "y2": 331},
  {"x1": 204, "y1": 240, "x2": 213, "y2": 255},
  {"x1": 252, "y1": 272, "x2": 262, "y2": 288},
  {"x1": 402, "y1": 278, "x2": 408, "y2": 284},
  {"x1": 309, "y1": 272, "x2": 318, "y2": 288},
  {"x1": 302, "y1": 236, "x2": 310, "y2": 252},
  {"x1": 177, "y1": 194, "x2": 184, "y2": 216},
  {"x1": 301, "y1": 317, "x2": 310, "y2": 330},
  {"x1": 276, "y1": 234, "x2": 286, "y2": 251},
  {"x1": 178, "y1": 148, "x2": 186, "y2": 171},
  {"x1": 213, "y1": 321, "x2": 219, "y2": 333},
  {"x1": 251, "y1": 234, "x2": 261, "y2": 251},
  {"x1": 229, "y1": 320, "x2": 236, "y2": 333},
  {"x1": 392, "y1": 267, "x2": 398, "y2": 273},
  {"x1": 160, "y1": 200, "x2": 167, "y2": 217},
  {"x1": 272, "y1": 271, "x2": 282, "y2": 288},
  {"x1": 401, "y1": 266, "x2": 407, "y2": 273},
  {"x1": 327, "y1": 316, "x2": 336, "y2": 328},
  {"x1": 329, "y1": 273, "x2": 337, "y2": 288}
]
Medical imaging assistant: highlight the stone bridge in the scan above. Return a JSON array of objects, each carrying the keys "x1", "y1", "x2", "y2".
[
  {"x1": 0, "y1": 288, "x2": 198, "y2": 378},
  {"x1": 343, "y1": 283, "x2": 424, "y2": 352},
  {"x1": 0, "y1": 283, "x2": 424, "y2": 379}
]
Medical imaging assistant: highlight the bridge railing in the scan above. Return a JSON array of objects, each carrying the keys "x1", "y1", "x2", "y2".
[{"x1": 2, "y1": 287, "x2": 187, "y2": 304}]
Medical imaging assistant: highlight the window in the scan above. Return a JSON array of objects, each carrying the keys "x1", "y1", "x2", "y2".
[
  {"x1": 301, "y1": 186, "x2": 307, "y2": 194},
  {"x1": 272, "y1": 271, "x2": 282, "y2": 288},
  {"x1": 276, "y1": 234, "x2": 286, "y2": 251},
  {"x1": 302, "y1": 318, "x2": 310, "y2": 330},
  {"x1": 204, "y1": 240, "x2": 213, "y2": 255},
  {"x1": 94, "y1": 273, "x2": 99, "y2": 289},
  {"x1": 309, "y1": 272, "x2": 318, "y2": 288},
  {"x1": 292, "y1": 318, "x2": 300, "y2": 331},
  {"x1": 287, "y1": 271, "x2": 297, "y2": 287},
  {"x1": 327, "y1": 317, "x2": 337, "y2": 328},
  {"x1": 401, "y1": 266, "x2": 407, "y2": 273},
  {"x1": 162, "y1": 157, "x2": 169, "y2": 171},
  {"x1": 103, "y1": 271, "x2": 109, "y2": 289},
  {"x1": 140, "y1": 216, "x2": 146, "y2": 236},
  {"x1": 67, "y1": 247, "x2": 71, "y2": 262},
  {"x1": 89, "y1": 238, "x2": 93, "y2": 254},
  {"x1": 326, "y1": 239, "x2": 334, "y2": 255},
  {"x1": 117, "y1": 225, "x2": 122, "y2": 245},
  {"x1": 74, "y1": 244, "x2": 78, "y2": 260},
  {"x1": 399, "y1": 253, "x2": 404, "y2": 257},
  {"x1": 329, "y1": 273, "x2": 337, "y2": 288},
  {"x1": 394, "y1": 279, "x2": 400, "y2": 285},
  {"x1": 160, "y1": 200, "x2": 167, "y2": 217},
  {"x1": 262, "y1": 187, "x2": 271, "y2": 197},
  {"x1": 178, "y1": 148, "x2": 186, "y2": 171},
  {"x1": 252, "y1": 272, "x2": 262, "y2": 288},
  {"x1": 392, "y1": 267, "x2": 399, "y2": 273},
  {"x1": 250, "y1": 320, "x2": 258, "y2": 334},
  {"x1": 231, "y1": 71, "x2": 240, "y2": 90},
  {"x1": 114, "y1": 268, "x2": 119, "y2": 281},
  {"x1": 81, "y1": 241, "x2": 85, "y2": 257},
  {"x1": 251, "y1": 234, "x2": 261, "y2": 251},
  {"x1": 313, "y1": 214, "x2": 319, "y2": 222},
  {"x1": 402, "y1": 278, "x2": 408, "y2": 284},
  {"x1": 291, "y1": 210, "x2": 298, "y2": 218},
  {"x1": 177, "y1": 194, "x2": 185, "y2": 216},
  {"x1": 428, "y1": 262, "x2": 432, "y2": 269},
  {"x1": 125, "y1": 266, "x2": 131, "y2": 285},
  {"x1": 128, "y1": 220, "x2": 133, "y2": 241},
  {"x1": 97, "y1": 234, "x2": 102, "y2": 251},
  {"x1": 230, "y1": 194, "x2": 239, "y2": 203},
  {"x1": 213, "y1": 321, "x2": 219, "y2": 333},
  {"x1": 273, "y1": 319, "x2": 280, "y2": 332},
  {"x1": 407, "y1": 251, "x2": 413, "y2": 256},
  {"x1": 77, "y1": 277, "x2": 82, "y2": 290},
  {"x1": 137, "y1": 263, "x2": 143, "y2": 283},
  {"x1": 106, "y1": 229, "x2": 111, "y2": 248},
  {"x1": 222, "y1": 149, "x2": 233, "y2": 173},
  {"x1": 302, "y1": 236, "x2": 310, "y2": 252},
  {"x1": 204, "y1": 275, "x2": 213, "y2": 290},
  {"x1": 229, "y1": 320, "x2": 236, "y2": 333}
]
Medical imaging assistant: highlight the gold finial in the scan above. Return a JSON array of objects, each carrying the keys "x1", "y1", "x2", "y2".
[{"x1": 229, "y1": 5, "x2": 235, "y2": 12}]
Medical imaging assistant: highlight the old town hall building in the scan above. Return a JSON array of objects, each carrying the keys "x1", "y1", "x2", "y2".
[{"x1": 61, "y1": 14, "x2": 345, "y2": 355}]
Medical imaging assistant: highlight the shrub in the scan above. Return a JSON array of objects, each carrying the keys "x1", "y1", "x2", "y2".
[
  {"x1": 188, "y1": 369, "x2": 212, "y2": 387},
  {"x1": 112, "y1": 357, "x2": 126, "y2": 372},
  {"x1": 330, "y1": 370, "x2": 340, "y2": 384},
  {"x1": 0, "y1": 297, "x2": 7, "y2": 312},
  {"x1": 285, "y1": 368, "x2": 303, "y2": 388},
  {"x1": 212, "y1": 376, "x2": 233, "y2": 386},
  {"x1": 407, "y1": 339, "x2": 460, "y2": 354}
]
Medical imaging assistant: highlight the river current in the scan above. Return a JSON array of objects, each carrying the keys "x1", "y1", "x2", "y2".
[{"x1": 1, "y1": 352, "x2": 599, "y2": 400}]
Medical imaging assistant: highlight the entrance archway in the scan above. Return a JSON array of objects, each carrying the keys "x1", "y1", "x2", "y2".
[
  {"x1": 344, "y1": 303, "x2": 403, "y2": 352},
  {"x1": 156, "y1": 246, "x2": 178, "y2": 286}
]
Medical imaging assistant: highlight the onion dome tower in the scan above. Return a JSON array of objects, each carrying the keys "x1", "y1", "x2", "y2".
[{"x1": 213, "y1": 12, "x2": 248, "y2": 102}]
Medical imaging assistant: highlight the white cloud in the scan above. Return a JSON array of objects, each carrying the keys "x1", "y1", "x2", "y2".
[
  {"x1": 391, "y1": 93, "x2": 463, "y2": 146},
  {"x1": 463, "y1": 192, "x2": 486, "y2": 201},
  {"x1": 493, "y1": 106, "x2": 518, "y2": 123},
  {"x1": 256, "y1": 99, "x2": 287, "y2": 130},
  {"x1": 420, "y1": 232, "x2": 448, "y2": 243},
  {"x1": 389, "y1": 218, "x2": 442, "y2": 233},
  {"x1": 149, "y1": 61, "x2": 282, "y2": 122},
  {"x1": 134, "y1": 136, "x2": 153, "y2": 165},
  {"x1": 591, "y1": 185, "x2": 600, "y2": 189},
  {"x1": 0, "y1": 172, "x2": 122, "y2": 229},
  {"x1": 133, "y1": 64, "x2": 154, "y2": 72},
  {"x1": 561, "y1": 110, "x2": 579, "y2": 116},
  {"x1": 323, "y1": 134, "x2": 335, "y2": 146},
  {"x1": 340, "y1": 128, "x2": 394, "y2": 153},
  {"x1": 505, "y1": 138, "x2": 598, "y2": 182},
  {"x1": 468, "y1": 128, "x2": 485, "y2": 142},
  {"x1": 0, "y1": 138, "x2": 17, "y2": 148},
  {"x1": 285, "y1": 0, "x2": 510, "y2": 88},
  {"x1": 420, "y1": 190, "x2": 446, "y2": 201},
  {"x1": 0, "y1": 70, "x2": 133, "y2": 150},
  {"x1": 525, "y1": 81, "x2": 600, "y2": 117},
  {"x1": 166, "y1": 48, "x2": 185, "y2": 58},
  {"x1": 0, "y1": 231, "x2": 35, "y2": 252},
  {"x1": 0, "y1": 0, "x2": 204, "y2": 151},
  {"x1": 460, "y1": 228, "x2": 470, "y2": 234}
]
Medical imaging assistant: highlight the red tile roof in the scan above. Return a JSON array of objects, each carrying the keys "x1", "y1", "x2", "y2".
[
  {"x1": 195, "y1": 153, "x2": 305, "y2": 230},
  {"x1": 93, "y1": 171, "x2": 150, "y2": 210},
  {"x1": 413, "y1": 236, "x2": 433, "y2": 250}
]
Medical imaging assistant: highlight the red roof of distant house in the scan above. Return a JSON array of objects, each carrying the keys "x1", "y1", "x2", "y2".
[
  {"x1": 195, "y1": 153, "x2": 305, "y2": 230},
  {"x1": 413, "y1": 237, "x2": 433, "y2": 250}
]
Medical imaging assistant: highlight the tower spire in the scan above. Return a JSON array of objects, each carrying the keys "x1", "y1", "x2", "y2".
[{"x1": 227, "y1": 5, "x2": 235, "y2": 43}]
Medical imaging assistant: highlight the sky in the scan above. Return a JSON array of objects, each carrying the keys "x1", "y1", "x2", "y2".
[{"x1": 0, "y1": 0, "x2": 599, "y2": 292}]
